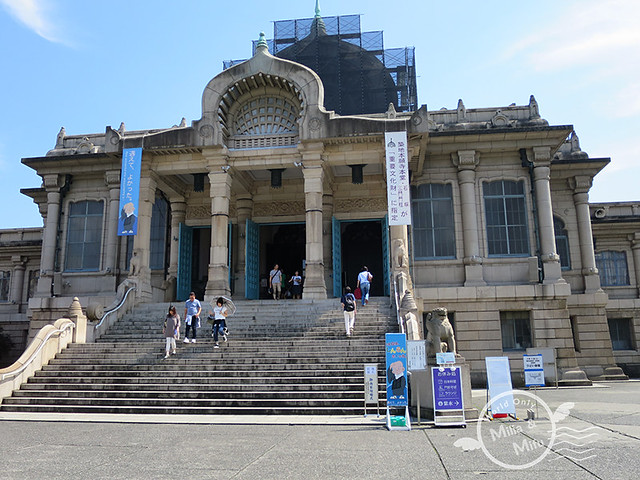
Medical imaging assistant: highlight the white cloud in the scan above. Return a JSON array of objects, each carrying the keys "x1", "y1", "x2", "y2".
[
  {"x1": 500, "y1": 0, "x2": 640, "y2": 119},
  {"x1": 0, "y1": 0, "x2": 69, "y2": 45}
]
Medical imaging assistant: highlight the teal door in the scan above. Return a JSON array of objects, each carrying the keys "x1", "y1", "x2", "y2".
[
  {"x1": 381, "y1": 215, "x2": 390, "y2": 295},
  {"x1": 332, "y1": 216, "x2": 342, "y2": 297},
  {"x1": 177, "y1": 223, "x2": 193, "y2": 301},
  {"x1": 245, "y1": 219, "x2": 259, "y2": 299}
]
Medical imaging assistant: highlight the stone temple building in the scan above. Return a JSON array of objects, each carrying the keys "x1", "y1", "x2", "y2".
[{"x1": 0, "y1": 8, "x2": 638, "y2": 384}]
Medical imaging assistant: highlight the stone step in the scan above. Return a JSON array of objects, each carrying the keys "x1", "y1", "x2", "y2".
[
  {"x1": 3, "y1": 298, "x2": 397, "y2": 416},
  {"x1": 20, "y1": 381, "x2": 383, "y2": 391},
  {"x1": 26, "y1": 375, "x2": 375, "y2": 385},
  {"x1": 0, "y1": 404, "x2": 378, "y2": 415}
]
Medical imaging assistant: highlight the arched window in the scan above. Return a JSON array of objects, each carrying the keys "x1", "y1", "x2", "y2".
[
  {"x1": 234, "y1": 96, "x2": 299, "y2": 136},
  {"x1": 554, "y1": 216, "x2": 571, "y2": 270}
]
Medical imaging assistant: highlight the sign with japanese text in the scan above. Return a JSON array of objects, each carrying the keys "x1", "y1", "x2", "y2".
[
  {"x1": 384, "y1": 131, "x2": 411, "y2": 225},
  {"x1": 385, "y1": 333, "x2": 408, "y2": 407},
  {"x1": 432, "y1": 366, "x2": 463, "y2": 411},
  {"x1": 364, "y1": 363, "x2": 379, "y2": 404},
  {"x1": 523, "y1": 354, "x2": 545, "y2": 387},
  {"x1": 407, "y1": 340, "x2": 427, "y2": 371},
  {"x1": 118, "y1": 147, "x2": 142, "y2": 236},
  {"x1": 436, "y1": 352, "x2": 456, "y2": 365}
]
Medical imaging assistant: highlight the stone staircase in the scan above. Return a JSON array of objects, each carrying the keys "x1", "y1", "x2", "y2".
[{"x1": 1, "y1": 298, "x2": 397, "y2": 415}]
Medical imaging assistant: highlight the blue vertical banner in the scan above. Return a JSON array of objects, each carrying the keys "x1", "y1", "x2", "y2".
[
  {"x1": 385, "y1": 333, "x2": 408, "y2": 407},
  {"x1": 117, "y1": 147, "x2": 142, "y2": 236}
]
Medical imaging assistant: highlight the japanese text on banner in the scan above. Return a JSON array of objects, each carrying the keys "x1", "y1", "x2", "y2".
[{"x1": 384, "y1": 131, "x2": 411, "y2": 225}]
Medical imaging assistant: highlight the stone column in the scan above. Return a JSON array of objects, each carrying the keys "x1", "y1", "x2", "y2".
[
  {"x1": 10, "y1": 255, "x2": 26, "y2": 304},
  {"x1": 36, "y1": 174, "x2": 63, "y2": 296},
  {"x1": 630, "y1": 233, "x2": 640, "y2": 296},
  {"x1": 104, "y1": 170, "x2": 121, "y2": 274},
  {"x1": 453, "y1": 150, "x2": 485, "y2": 286},
  {"x1": 302, "y1": 165, "x2": 327, "y2": 299},
  {"x1": 235, "y1": 195, "x2": 253, "y2": 298},
  {"x1": 206, "y1": 170, "x2": 232, "y2": 298},
  {"x1": 131, "y1": 171, "x2": 157, "y2": 300},
  {"x1": 322, "y1": 193, "x2": 334, "y2": 293},
  {"x1": 533, "y1": 147, "x2": 563, "y2": 284},
  {"x1": 168, "y1": 200, "x2": 186, "y2": 279},
  {"x1": 569, "y1": 175, "x2": 601, "y2": 292}
]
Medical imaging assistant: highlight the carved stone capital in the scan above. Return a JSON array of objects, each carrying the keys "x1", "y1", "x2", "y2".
[
  {"x1": 452, "y1": 150, "x2": 479, "y2": 170},
  {"x1": 568, "y1": 175, "x2": 593, "y2": 194},
  {"x1": 104, "y1": 170, "x2": 121, "y2": 188},
  {"x1": 43, "y1": 174, "x2": 64, "y2": 191},
  {"x1": 532, "y1": 146, "x2": 551, "y2": 165}
]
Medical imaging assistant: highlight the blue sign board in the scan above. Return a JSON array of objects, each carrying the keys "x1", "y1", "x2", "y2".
[
  {"x1": 118, "y1": 147, "x2": 142, "y2": 236},
  {"x1": 432, "y1": 366, "x2": 463, "y2": 411},
  {"x1": 385, "y1": 333, "x2": 408, "y2": 407}
]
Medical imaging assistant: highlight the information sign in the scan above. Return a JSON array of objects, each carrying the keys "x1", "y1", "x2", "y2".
[
  {"x1": 436, "y1": 352, "x2": 455, "y2": 365},
  {"x1": 407, "y1": 340, "x2": 426, "y2": 371},
  {"x1": 432, "y1": 366, "x2": 463, "y2": 411},
  {"x1": 364, "y1": 364, "x2": 379, "y2": 404},
  {"x1": 523, "y1": 354, "x2": 545, "y2": 387}
]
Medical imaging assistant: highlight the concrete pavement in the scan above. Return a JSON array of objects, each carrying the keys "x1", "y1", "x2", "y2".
[{"x1": 1, "y1": 381, "x2": 638, "y2": 479}]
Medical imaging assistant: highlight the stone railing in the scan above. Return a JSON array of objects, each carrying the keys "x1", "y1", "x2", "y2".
[
  {"x1": 92, "y1": 281, "x2": 137, "y2": 341},
  {"x1": 0, "y1": 319, "x2": 74, "y2": 401},
  {"x1": 0, "y1": 297, "x2": 87, "y2": 402}
]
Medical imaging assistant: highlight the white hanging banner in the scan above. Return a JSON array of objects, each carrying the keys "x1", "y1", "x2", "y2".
[{"x1": 385, "y1": 131, "x2": 411, "y2": 225}]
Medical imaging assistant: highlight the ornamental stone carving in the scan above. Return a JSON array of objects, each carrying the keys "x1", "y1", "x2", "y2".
[
  {"x1": 335, "y1": 197, "x2": 387, "y2": 213},
  {"x1": 253, "y1": 201, "x2": 305, "y2": 217},
  {"x1": 186, "y1": 204, "x2": 211, "y2": 219}
]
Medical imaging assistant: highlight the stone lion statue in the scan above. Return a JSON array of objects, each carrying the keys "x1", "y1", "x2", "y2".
[
  {"x1": 129, "y1": 248, "x2": 141, "y2": 277},
  {"x1": 425, "y1": 307, "x2": 457, "y2": 357},
  {"x1": 392, "y1": 238, "x2": 409, "y2": 269}
]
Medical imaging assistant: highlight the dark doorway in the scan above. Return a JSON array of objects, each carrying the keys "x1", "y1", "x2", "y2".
[
  {"x1": 341, "y1": 221, "x2": 384, "y2": 297},
  {"x1": 260, "y1": 223, "x2": 306, "y2": 298},
  {"x1": 190, "y1": 227, "x2": 210, "y2": 300}
]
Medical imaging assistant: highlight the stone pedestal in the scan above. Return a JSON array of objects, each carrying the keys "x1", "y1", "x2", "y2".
[{"x1": 409, "y1": 357, "x2": 478, "y2": 420}]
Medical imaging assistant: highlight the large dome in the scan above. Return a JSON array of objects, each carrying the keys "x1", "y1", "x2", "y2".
[{"x1": 277, "y1": 25, "x2": 399, "y2": 116}]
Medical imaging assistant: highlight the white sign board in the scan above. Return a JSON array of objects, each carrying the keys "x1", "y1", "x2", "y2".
[
  {"x1": 384, "y1": 131, "x2": 411, "y2": 225},
  {"x1": 523, "y1": 354, "x2": 545, "y2": 387},
  {"x1": 524, "y1": 370, "x2": 545, "y2": 387},
  {"x1": 407, "y1": 340, "x2": 427, "y2": 371},
  {"x1": 526, "y1": 347, "x2": 557, "y2": 384},
  {"x1": 485, "y1": 356, "x2": 515, "y2": 416},
  {"x1": 364, "y1": 364, "x2": 379, "y2": 404},
  {"x1": 436, "y1": 352, "x2": 456, "y2": 365}
]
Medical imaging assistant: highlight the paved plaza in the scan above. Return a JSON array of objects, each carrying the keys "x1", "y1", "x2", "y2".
[{"x1": 1, "y1": 381, "x2": 638, "y2": 479}]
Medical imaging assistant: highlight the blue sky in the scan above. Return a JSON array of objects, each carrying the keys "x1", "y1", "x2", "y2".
[{"x1": 1, "y1": 0, "x2": 639, "y2": 229}]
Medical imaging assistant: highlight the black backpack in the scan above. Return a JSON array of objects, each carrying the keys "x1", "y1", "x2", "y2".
[{"x1": 344, "y1": 294, "x2": 355, "y2": 312}]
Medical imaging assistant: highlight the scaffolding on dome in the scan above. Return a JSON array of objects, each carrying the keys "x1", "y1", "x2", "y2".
[{"x1": 223, "y1": 14, "x2": 417, "y2": 116}]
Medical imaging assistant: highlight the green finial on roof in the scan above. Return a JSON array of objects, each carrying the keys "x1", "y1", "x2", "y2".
[
  {"x1": 257, "y1": 31, "x2": 268, "y2": 51},
  {"x1": 311, "y1": 0, "x2": 326, "y2": 36}
]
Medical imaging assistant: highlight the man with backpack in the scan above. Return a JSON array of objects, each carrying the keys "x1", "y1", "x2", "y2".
[{"x1": 341, "y1": 286, "x2": 357, "y2": 337}]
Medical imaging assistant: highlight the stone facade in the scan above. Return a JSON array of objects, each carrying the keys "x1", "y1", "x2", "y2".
[{"x1": 1, "y1": 22, "x2": 637, "y2": 384}]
